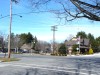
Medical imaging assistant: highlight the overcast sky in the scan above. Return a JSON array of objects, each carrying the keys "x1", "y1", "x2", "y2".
[{"x1": 0, "y1": 0, "x2": 100, "y2": 42}]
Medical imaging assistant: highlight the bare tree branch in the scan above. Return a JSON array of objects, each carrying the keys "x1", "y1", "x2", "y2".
[
  {"x1": 29, "y1": 0, "x2": 100, "y2": 21},
  {"x1": 73, "y1": 0, "x2": 100, "y2": 9},
  {"x1": 70, "y1": 0, "x2": 100, "y2": 21}
]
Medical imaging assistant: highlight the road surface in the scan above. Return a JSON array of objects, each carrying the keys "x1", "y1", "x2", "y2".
[{"x1": 0, "y1": 53, "x2": 100, "y2": 75}]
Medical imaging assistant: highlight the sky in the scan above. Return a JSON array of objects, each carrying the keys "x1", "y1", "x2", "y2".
[{"x1": 0, "y1": 0, "x2": 100, "y2": 42}]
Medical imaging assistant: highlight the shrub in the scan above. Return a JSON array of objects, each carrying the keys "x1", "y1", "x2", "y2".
[
  {"x1": 51, "y1": 53, "x2": 55, "y2": 56},
  {"x1": 89, "y1": 48, "x2": 94, "y2": 54},
  {"x1": 58, "y1": 44, "x2": 67, "y2": 55}
]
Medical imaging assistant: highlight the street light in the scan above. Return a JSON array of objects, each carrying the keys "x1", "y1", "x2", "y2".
[
  {"x1": 8, "y1": 0, "x2": 22, "y2": 58},
  {"x1": 0, "y1": 0, "x2": 22, "y2": 58},
  {"x1": 8, "y1": 0, "x2": 12, "y2": 58},
  {"x1": 0, "y1": 14, "x2": 22, "y2": 19}
]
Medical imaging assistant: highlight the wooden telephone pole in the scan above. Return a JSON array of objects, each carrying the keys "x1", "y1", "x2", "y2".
[
  {"x1": 8, "y1": 0, "x2": 12, "y2": 58},
  {"x1": 51, "y1": 25, "x2": 57, "y2": 54}
]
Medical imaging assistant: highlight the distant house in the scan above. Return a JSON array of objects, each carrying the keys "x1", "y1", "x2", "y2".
[
  {"x1": 65, "y1": 37, "x2": 77, "y2": 54},
  {"x1": 21, "y1": 44, "x2": 31, "y2": 50},
  {"x1": 80, "y1": 39, "x2": 90, "y2": 53},
  {"x1": 65, "y1": 37, "x2": 89, "y2": 54},
  {"x1": 20, "y1": 44, "x2": 32, "y2": 53}
]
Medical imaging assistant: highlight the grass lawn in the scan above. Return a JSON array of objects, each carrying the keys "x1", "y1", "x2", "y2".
[{"x1": 0, "y1": 57, "x2": 20, "y2": 62}]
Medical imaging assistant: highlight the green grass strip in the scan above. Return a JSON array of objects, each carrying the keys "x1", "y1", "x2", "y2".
[{"x1": 0, "y1": 57, "x2": 20, "y2": 62}]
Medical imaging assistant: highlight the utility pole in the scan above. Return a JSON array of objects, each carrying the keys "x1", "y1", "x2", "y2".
[
  {"x1": 51, "y1": 25, "x2": 57, "y2": 54},
  {"x1": 8, "y1": 0, "x2": 12, "y2": 58},
  {"x1": 78, "y1": 36, "x2": 80, "y2": 54}
]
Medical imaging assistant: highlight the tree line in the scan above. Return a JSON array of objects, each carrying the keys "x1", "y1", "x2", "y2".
[
  {"x1": 0, "y1": 32, "x2": 51, "y2": 53},
  {"x1": 0, "y1": 31, "x2": 100, "y2": 55},
  {"x1": 58, "y1": 31, "x2": 100, "y2": 56},
  {"x1": 76, "y1": 31, "x2": 100, "y2": 53},
  {"x1": 8, "y1": 32, "x2": 38, "y2": 50}
]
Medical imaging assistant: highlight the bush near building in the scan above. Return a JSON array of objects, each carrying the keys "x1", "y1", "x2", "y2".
[
  {"x1": 58, "y1": 44, "x2": 67, "y2": 56},
  {"x1": 89, "y1": 48, "x2": 94, "y2": 54}
]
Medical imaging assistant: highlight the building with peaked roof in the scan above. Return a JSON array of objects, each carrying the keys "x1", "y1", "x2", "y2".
[
  {"x1": 65, "y1": 37, "x2": 90, "y2": 54},
  {"x1": 65, "y1": 38, "x2": 77, "y2": 55},
  {"x1": 21, "y1": 43, "x2": 31, "y2": 50}
]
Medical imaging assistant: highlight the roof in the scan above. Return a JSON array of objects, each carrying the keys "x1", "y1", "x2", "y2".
[
  {"x1": 66, "y1": 40, "x2": 77, "y2": 46},
  {"x1": 80, "y1": 46, "x2": 89, "y2": 49},
  {"x1": 80, "y1": 39, "x2": 89, "y2": 46},
  {"x1": 65, "y1": 38, "x2": 89, "y2": 46},
  {"x1": 20, "y1": 44, "x2": 31, "y2": 50}
]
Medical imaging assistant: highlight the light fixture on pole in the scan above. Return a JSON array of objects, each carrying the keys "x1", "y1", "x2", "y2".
[{"x1": 8, "y1": 0, "x2": 12, "y2": 58}]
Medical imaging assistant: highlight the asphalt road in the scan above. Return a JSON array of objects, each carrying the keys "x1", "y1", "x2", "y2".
[{"x1": 0, "y1": 53, "x2": 100, "y2": 75}]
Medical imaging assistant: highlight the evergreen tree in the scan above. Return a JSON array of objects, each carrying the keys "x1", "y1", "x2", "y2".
[
  {"x1": 72, "y1": 44, "x2": 79, "y2": 53},
  {"x1": 19, "y1": 32, "x2": 33, "y2": 44},
  {"x1": 58, "y1": 43, "x2": 67, "y2": 55},
  {"x1": 76, "y1": 31, "x2": 87, "y2": 39},
  {"x1": 96, "y1": 36, "x2": 100, "y2": 52}
]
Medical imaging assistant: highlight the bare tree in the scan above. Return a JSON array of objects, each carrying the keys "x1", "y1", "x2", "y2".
[
  {"x1": 29, "y1": 0, "x2": 100, "y2": 21},
  {"x1": 67, "y1": 34, "x2": 74, "y2": 41},
  {"x1": 0, "y1": 32, "x2": 7, "y2": 57},
  {"x1": 35, "y1": 40, "x2": 51, "y2": 53}
]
